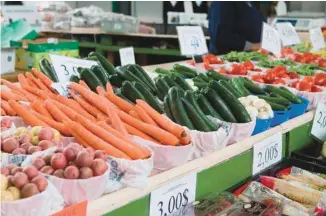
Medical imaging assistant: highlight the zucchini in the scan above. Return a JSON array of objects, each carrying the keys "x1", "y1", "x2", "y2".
[
  {"x1": 168, "y1": 87, "x2": 194, "y2": 129},
  {"x1": 163, "y1": 95, "x2": 175, "y2": 121},
  {"x1": 69, "y1": 75, "x2": 80, "y2": 83},
  {"x1": 257, "y1": 95, "x2": 291, "y2": 107},
  {"x1": 184, "y1": 91, "x2": 217, "y2": 131},
  {"x1": 173, "y1": 64, "x2": 197, "y2": 78},
  {"x1": 115, "y1": 89, "x2": 134, "y2": 104},
  {"x1": 121, "y1": 81, "x2": 145, "y2": 103},
  {"x1": 162, "y1": 75, "x2": 180, "y2": 88},
  {"x1": 265, "y1": 85, "x2": 302, "y2": 104},
  {"x1": 213, "y1": 82, "x2": 251, "y2": 123},
  {"x1": 232, "y1": 78, "x2": 251, "y2": 96},
  {"x1": 243, "y1": 78, "x2": 265, "y2": 94},
  {"x1": 90, "y1": 65, "x2": 110, "y2": 86},
  {"x1": 196, "y1": 94, "x2": 223, "y2": 120},
  {"x1": 173, "y1": 75, "x2": 192, "y2": 91},
  {"x1": 197, "y1": 73, "x2": 210, "y2": 82},
  {"x1": 88, "y1": 52, "x2": 116, "y2": 75},
  {"x1": 155, "y1": 67, "x2": 171, "y2": 75},
  {"x1": 108, "y1": 74, "x2": 124, "y2": 87},
  {"x1": 126, "y1": 64, "x2": 157, "y2": 94},
  {"x1": 206, "y1": 70, "x2": 229, "y2": 81},
  {"x1": 194, "y1": 81, "x2": 208, "y2": 89},
  {"x1": 209, "y1": 80, "x2": 242, "y2": 98},
  {"x1": 203, "y1": 88, "x2": 237, "y2": 123},
  {"x1": 39, "y1": 58, "x2": 58, "y2": 82},
  {"x1": 80, "y1": 68, "x2": 103, "y2": 92},
  {"x1": 193, "y1": 77, "x2": 208, "y2": 83},
  {"x1": 155, "y1": 77, "x2": 170, "y2": 101},
  {"x1": 269, "y1": 102, "x2": 288, "y2": 111},
  {"x1": 133, "y1": 82, "x2": 163, "y2": 114}
]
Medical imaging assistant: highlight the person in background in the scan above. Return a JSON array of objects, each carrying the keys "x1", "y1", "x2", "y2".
[{"x1": 208, "y1": 2, "x2": 266, "y2": 55}]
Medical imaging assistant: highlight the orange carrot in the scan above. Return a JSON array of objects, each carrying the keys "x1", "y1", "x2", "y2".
[
  {"x1": 25, "y1": 72, "x2": 52, "y2": 93},
  {"x1": 1, "y1": 107, "x2": 6, "y2": 116},
  {"x1": 31, "y1": 100, "x2": 53, "y2": 119},
  {"x1": 118, "y1": 110, "x2": 179, "y2": 146},
  {"x1": 106, "y1": 104, "x2": 128, "y2": 136},
  {"x1": 1, "y1": 100, "x2": 16, "y2": 116},
  {"x1": 8, "y1": 100, "x2": 48, "y2": 127},
  {"x1": 29, "y1": 110, "x2": 70, "y2": 136},
  {"x1": 17, "y1": 74, "x2": 29, "y2": 88},
  {"x1": 96, "y1": 86, "x2": 106, "y2": 96},
  {"x1": 123, "y1": 123, "x2": 159, "y2": 143},
  {"x1": 97, "y1": 121, "x2": 127, "y2": 141},
  {"x1": 31, "y1": 68, "x2": 52, "y2": 87},
  {"x1": 104, "y1": 92, "x2": 134, "y2": 113},
  {"x1": 1, "y1": 90, "x2": 26, "y2": 101},
  {"x1": 22, "y1": 85, "x2": 51, "y2": 100},
  {"x1": 68, "y1": 120, "x2": 131, "y2": 159},
  {"x1": 129, "y1": 110, "x2": 142, "y2": 120},
  {"x1": 26, "y1": 76, "x2": 38, "y2": 88},
  {"x1": 64, "y1": 123, "x2": 90, "y2": 148},
  {"x1": 106, "y1": 82, "x2": 114, "y2": 94},
  {"x1": 50, "y1": 99, "x2": 80, "y2": 121},
  {"x1": 44, "y1": 100, "x2": 71, "y2": 122},
  {"x1": 180, "y1": 135, "x2": 191, "y2": 145},
  {"x1": 134, "y1": 105, "x2": 158, "y2": 126},
  {"x1": 1, "y1": 79, "x2": 23, "y2": 92},
  {"x1": 79, "y1": 80, "x2": 90, "y2": 90},
  {"x1": 75, "y1": 115, "x2": 149, "y2": 159},
  {"x1": 136, "y1": 100, "x2": 186, "y2": 138}
]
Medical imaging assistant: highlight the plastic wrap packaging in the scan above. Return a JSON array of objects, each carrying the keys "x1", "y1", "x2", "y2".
[{"x1": 1, "y1": 181, "x2": 64, "y2": 216}]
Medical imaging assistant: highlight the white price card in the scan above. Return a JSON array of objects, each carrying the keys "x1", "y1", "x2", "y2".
[
  {"x1": 276, "y1": 22, "x2": 300, "y2": 46},
  {"x1": 309, "y1": 28, "x2": 325, "y2": 51},
  {"x1": 51, "y1": 82, "x2": 70, "y2": 97},
  {"x1": 252, "y1": 132, "x2": 283, "y2": 175},
  {"x1": 261, "y1": 22, "x2": 282, "y2": 57},
  {"x1": 119, "y1": 47, "x2": 136, "y2": 66},
  {"x1": 311, "y1": 101, "x2": 326, "y2": 142},
  {"x1": 49, "y1": 55, "x2": 98, "y2": 83},
  {"x1": 177, "y1": 26, "x2": 208, "y2": 56},
  {"x1": 150, "y1": 173, "x2": 197, "y2": 216}
]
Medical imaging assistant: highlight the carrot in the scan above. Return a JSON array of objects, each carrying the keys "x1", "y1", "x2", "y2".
[
  {"x1": 8, "y1": 100, "x2": 48, "y2": 127},
  {"x1": 134, "y1": 105, "x2": 158, "y2": 126},
  {"x1": 22, "y1": 85, "x2": 51, "y2": 100},
  {"x1": 55, "y1": 95, "x2": 96, "y2": 121},
  {"x1": 79, "y1": 80, "x2": 90, "y2": 90},
  {"x1": 75, "y1": 115, "x2": 149, "y2": 159},
  {"x1": 1, "y1": 90, "x2": 26, "y2": 101},
  {"x1": 68, "y1": 120, "x2": 131, "y2": 159},
  {"x1": 25, "y1": 72, "x2": 52, "y2": 93},
  {"x1": 1, "y1": 79, "x2": 23, "y2": 92},
  {"x1": 1, "y1": 100, "x2": 16, "y2": 116},
  {"x1": 123, "y1": 123, "x2": 159, "y2": 143},
  {"x1": 136, "y1": 100, "x2": 186, "y2": 138},
  {"x1": 1, "y1": 107, "x2": 6, "y2": 116},
  {"x1": 97, "y1": 121, "x2": 127, "y2": 141},
  {"x1": 44, "y1": 100, "x2": 71, "y2": 122},
  {"x1": 105, "y1": 92, "x2": 134, "y2": 113},
  {"x1": 180, "y1": 135, "x2": 191, "y2": 145},
  {"x1": 31, "y1": 68, "x2": 52, "y2": 87},
  {"x1": 26, "y1": 76, "x2": 38, "y2": 88},
  {"x1": 17, "y1": 74, "x2": 29, "y2": 88},
  {"x1": 106, "y1": 104, "x2": 128, "y2": 136},
  {"x1": 29, "y1": 110, "x2": 70, "y2": 136},
  {"x1": 106, "y1": 83, "x2": 114, "y2": 94},
  {"x1": 64, "y1": 122, "x2": 90, "y2": 148},
  {"x1": 96, "y1": 86, "x2": 106, "y2": 96},
  {"x1": 50, "y1": 99, "x2": 80, "y2": 121},
  {"x1": 129, "y1": 110, "x2": 142, "y2": 120},
  {"x1": 31, "y1": 100, "x2": 53, "y2": 119},
  {"x1": 118, "y1": 110, "x2": 179, "y2": 146}
]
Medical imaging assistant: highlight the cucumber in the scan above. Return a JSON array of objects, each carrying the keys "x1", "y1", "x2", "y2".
[
  {"x1": 196, "y1": 94, "x2": 223, "y2": 120},
  {"x1": 173, "y1": 64, "x2": 197, "y2": 78},
  {"x1": 163, "y1": 95, "x2": 175, "y2": 121},
  {"x1": 168, "y1": 87, "x2": 194, "y2": 129},
  {"x1": 181, "y1": 98, "x2": 214, "y2": 132},
  {"x1": 243, "y1": 77, "x2": 265, "y2": 94},
  {"x1": 193, "y1": 77, "x2": 208, "y2": 83},
  {"x1": 232, "y1": 78, "x2": 251, "y2": 96},
  {"x1": 162, "y1": 75, "x2": 180, "y2": 88},
  {"x1": 265, "y1": 85, "x2": 302, "y2": 104},
  {"x1": 269, "y1": 102, "x2": 288, "y2": 111},
  {"x1": 184, "y1": 91, "x2": 217, "y2": 131},
  {"x1": 203, "y1": 88, "x2": 237, "y2": 123},
  {"x1": 213, "y1": 82, "x2": 251, "y2": 123},
  {"x1": 173, "y1": 75, "x2": 192, "y2": 91},
  {"x1": 280, "y1": 86, "x2": 294, "y2": 94},
  {"x1": 257, "y1": 95, "x2": 291, "y2": 107},
  {"x1": 80, "y1": 68, "x2": 103, "y2": 91},
  {"x1": 198, "y1": 73, "x2": 210, "y2": 82},
  {"x1": 194, "y1": 81, "x2": 208, "y2": 89},
  {"x1": 155, "y1": 67, "x2": 171, "y2": 75},
  {"x1": 90, "y1": 65, "x2": 110, "y2": 86},
  {"x1": 69, "y1": 75, "x2": 80, "y2": 83},
  {"x1": 108, "y1": 74, "x2": 124, "y2": 87},
  {"x1": 126, "y1": 64, "x2": 157, "y2": 94},
  {"x1": 133, "y1": 82, "x2": 163, "y2": 114},
  {"x1": 88, "y1": 52, "x2": 116, "y2": 75},
  {"x1": 155, "y1": 77, "x2": 170, "y2": 101},
  {"x1": 115, "y1": 89, "x2": 134, "y2": 104},
  {"x1": 39, "y1": 58, "x2": 58, "y2": 82},
  {"x1": 209, "y1": 80, "x2": 241, "y2": 98},
  {"x1": 206, "y1": 70, "x2": 229, "y2": 81},
  {"x1": 121, "y1": 81, "x2": 145, "y2": 103}
]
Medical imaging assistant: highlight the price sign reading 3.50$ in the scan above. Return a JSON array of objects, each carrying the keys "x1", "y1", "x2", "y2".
[{"x1": 311, "y1": 102, "x2": 326, "y2": 142}]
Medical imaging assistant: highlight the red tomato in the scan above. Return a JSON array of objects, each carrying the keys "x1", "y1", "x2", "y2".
[
  {"x1": 219, "y1": 68, "x2": 227, "y2": 74},
  {"x1": 314, "y1": 73, "x2": 326, "y2": 86},
  {"x1": 302, "y1": 76, "x2": 314, "y2": 85},
  {"x1": 297, "y1": 80, "x2": 312, "y2": 91},
  {"x1": 273, "y1": 65, "x2": 287, "y2": 76},
  {"x1": 318, "y1": 59, "x2": 326, "y2": 68},
  {"x1": 203, "y1": 59, "x2": 213, "y2": 70},
  {"x1": 311, "y1": 85, "x2": 323, "y2": 92},
  {"x1": 281, "y1": 47, "x2": 294, "y2": 56},
  {"x1": 258, "y1": 49, "x2": 268, "y2": 55},
  {"x1": 230, "y1": 64, "x2": 247, "y2": 75},
  {"x1": 239, "y1": 65, "x2": 248, "y2": 75},
  {"x1": 251, "y1": 75, "x2": 265, "y2": 83},
  {"x1": 280, "y1": 74, "x2": 290, "y2": 79},
  {"x1": 251, "y1": 68, "x2": 262, "y2": 72},
  {"x1": 242, "y1": 61, "x2": 255, "y2": 70},
  {"x1": 264, "y1": 70, "x2": 275, "y2": 83},
  {"x1": 206, "y1": 54, "x2": 222, "y2": 64},
  {"x1": 273, "y1": 79, "x2": 286, "y2": 85},
  {"x1": 287, "y1": 72, "x2": 299, "y2": 79},
  {"x1": 291, "y1": 81, "x2": 300, "y2": 88},
  {"x1": 293, "y1": 53, "x2": 303, "y2": 62}
]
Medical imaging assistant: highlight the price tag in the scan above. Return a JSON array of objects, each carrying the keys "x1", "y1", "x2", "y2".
[
  {"x1": 52, "y1": 200, "x2": 87, "y2": 216},
  {"x1": 150, "y1": 172, "x2": 197, "y2": 216},
  {"x1": 252, "y1": 132, "x2": 283, "y2": 175},
  {"x1": 119, "y1": 47, "x2": 136, "y2": 66},
  {"x1": 49, "y1": 55, "x2": 98, "y2": 83},
  {"x1": 51, "y1": 82, "x2": 70, "y2": 97},
  {"x1": 177, "y1": 26, "x2": 208, "y2": 56},
  {"x1": 311, "y1": 101, "x2": 326, "y2": 142},
  {"x1": 309, "y1": 27, "x2": 325, "y2": 51},
  {"x1": 261, "y1": 22, "x2": 282, "y2": 56},
  {"x1": 275, "y1": 22, "x2": 300, "y2": 46}
]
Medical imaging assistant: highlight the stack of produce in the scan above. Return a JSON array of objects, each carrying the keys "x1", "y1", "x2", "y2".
[{"x1": 155, "y1": 64, "x2": 197, "y2": 78}]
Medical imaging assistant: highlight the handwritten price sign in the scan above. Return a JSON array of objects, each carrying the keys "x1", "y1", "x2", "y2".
[
  {"x1": 261, "y1": 22, "x2": 282, "y2": 56},
  {"x1": 276, "y1": 22, "x2": 300, "y2": 46},
  {"x1": 311, "y1": 102, "x2": 326, "y2": 142},
  {"x1": 309, "y1": 27, "x2": 325, "y2": 51},
  {"x1": 177, "y1": 26, "x2": 208, "y2": 56}
]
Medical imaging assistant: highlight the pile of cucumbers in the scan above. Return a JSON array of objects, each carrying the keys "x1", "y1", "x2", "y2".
[{"x1": 155, "y1": 64, "x2": 197, "y2": 78}]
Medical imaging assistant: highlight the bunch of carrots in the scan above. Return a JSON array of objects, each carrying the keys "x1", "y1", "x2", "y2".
[{"x1": 0, "y1": 68, "x2": 191, "y2": 160}]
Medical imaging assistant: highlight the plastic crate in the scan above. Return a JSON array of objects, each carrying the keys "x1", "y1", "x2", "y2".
[{"x1": 291, "y1": 142, "x2": 326, "y2": 167}]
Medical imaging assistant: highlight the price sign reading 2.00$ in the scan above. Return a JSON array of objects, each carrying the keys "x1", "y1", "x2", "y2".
[
  {"x1": 311, "y1": 102, "x2": 326, "y2": 142},
  {"x1": 150, "y1": 173, "x2": 197, "y2": 216}
]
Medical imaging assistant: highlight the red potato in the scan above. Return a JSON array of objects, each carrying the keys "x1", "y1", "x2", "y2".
[
  {"x1": 38, "y1": 140, "x2": 54, "y2": 151},
  {"x1": 50, "y1": 153, "x2": 68, "y2": 170},
  {"x1": 1, "y1": 167, "x2": 10, "y2": 176},
  {"x1": 79, "y1": 167, "x2": 93, "y2": 179},
  {"x1": 85, "y1": 147, "x2": 95, "y2": 159},
  {"x1": 75, "y1": 151, "x2": 93, "y2": 168},
  {"x1": 12, "y1": 148, "x2": 26, "y2": 155},
  {"x1": 63, "y1": 147, "x2": 77, "y2": 162},
  {"x1": 42, "y1": 153, "x2": 54, "y2": 165},
  {"x1": 11, "y1": 167, "x2": 23, "y2": 175},
  {"x1": 38, "y1": 127, "x2": 54, "y2": 141},
  {"x1": 68, "y1": 161, "x2": 78, "y2": 168},
  {"x1": 2, "y1": 137, "x2": 19, "y2": 153},
  {"x1": 64, "y1": 166, "x2": 80, "y2": 179},
  {"x1": 23, "y1": 165, "x2": 39, "y2": 180},
  {"x1": 53, "y1": 169, "x2": 65, "y2": 178},
  {"x1": 13, "y1": 172, "x2": 29, "y2": 189},
  {"x1": 21, "y1": 183, "x2": 40, "y2": 198},
  {"x1": 54, "y1": 148, "x2": 63, "y2": 153},
  {"x1": 66, "y1": 143, "x2": 83, "y2": 153},
  {"x1": 7, "y1": 175, "x2": 14, "y2": 187},
  {"x1": 32, "y1": 158, "x2": 46, "y2": 170},
  {"x1": 31, "y1": 175, "x2": 48, "y2": 191},
  {"x1": 40, "y1": 166, "x2": 54, "y2": 175},
  {"x1": 20, "y1": 143, "x2": 33, "y2": 152},
  {"x1": 91, "y1": 159, "x2": 108, "y2": 176},
  {"x1": 6, "y1": 164, "x2": 17, "y2": 173},
  {"x1": 18, "y1": 134, "x2": 31, "y2": 145},
  {"x1": 94, "y1": 150, "x2": 108, "y2": 161},
  {"x1": 28, "y1": 146, "x2": 42, "y2": 154}
]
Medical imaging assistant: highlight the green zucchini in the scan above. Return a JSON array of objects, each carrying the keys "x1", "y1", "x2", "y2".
[
  {"x1": 155, "y1": 77, "x2": 170, "y2": 101},
  {"x1": 173, "y1": 75, "x2": 192, "y2": 91},
  {"x1": 88, "y1": 52, "x2": 116, "y2": 75},
  {"x1": 126, "y1": 64, "x2": 157, "y2": 94},
  {"x1": 155, "y1": 67, "x2": 171, "y2": 75},
  {"x1": 197, "y1": 73, "x2": 210, "y2": 82},
  {"x1": 80, "y1": 68, "x2": 103, "y2": 92},
  {"x1": 209, "y1": 80, "x2": 242, "y2": 98},
  {"x1": 115, "y1": 89, "x2": 134, "y2": 104},
  {"x1": 163, "y1": 95, "x2": 175, "y2": 121},
  {"x1": 90, "y1": 65, "x2": 109, "y2": 86},
  {"x1": 257, "y1": 95, "x2": 291, "y2": 107},
  {"x1": 162, "y1": 75, "x2": 180, "y2": 88},
  {"x1": 173, "y1": 64, "x2": 197, "y2": 78},
  {"x1": 108, "y1": 74, "x2": 124, "y2": 87},
  {"x1": 133, "y1": 82, "x2": 163, "y2": 113},
  {"x1": 232, "y1": 78, "x2": 251, "y2": 96},
  {"x1": 196, "y1": 94, "x2": 223, "y2": 120},
  {"x1": 69, "y1": 75, "x2": 80, "y2": 83},
  {"x1": 194, "y1": 81, "x2": 208, "y2": 89},
  {"x1": 121, "y1": 81, "x2": 145, "y2": 103},
  {"x1": 243, "y1": 78, "x2": 265, "y2": 94},
  {"x1": 269, "y1": 102, "x2": 288, "y2": 111},
  {"x1": 39, "y1": 58, "x2": 58, "y2": 82},
  {"x1": 265, "y1": 85, "x2": 302, "y2": 104},
  {"x1": 206, "y1": 70, "x2": 229, "y2": 81}
]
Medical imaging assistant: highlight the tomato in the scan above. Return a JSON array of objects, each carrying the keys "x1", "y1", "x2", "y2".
[
  {"x1": 251, "y1": 75, "x2": 265, "y2": 83},
  {"x1": 264, "y1": 70, "x2": 275, "y2": 83},
  {"x1": 230, "y1": 64, "x2": 247, "y2": 75},
  {"x1": 280, "y1": 74, "x2": 290, "y2": 79},
  {"x1": 291, "y1": 81, "x2": 300, "y2": 88},
  {"x1": 297, "y1": 80, "x2": 312, "y2": 91},
  {"x1": 314, "y1": 73, "x2": 326, "y2": 86},
  {"x1": 302, "y1": 76, "x2": 314, "y2": 85},
  {"x1": 219, "y1": 68, "x2": 227, "y2": 74},
  {"x1": 242, "y1": 61, "x2": 255, "y2": 70},
  {"x1": 293, "y1": 53, "x2": 303, "y2": 62},
  {"x1": 273, "y1": 79, "x2": 286, "y2": 85},
  {"x1": 203, "y1": 59, "x2": 213, "y2": 70},
  {"x1": 281, "y1": 47, "x2": 294, "y2": 56},
  {"x1": 311, "y1": 85, "x2": 322, "y2": 92},
  {"x1": 206, "y1": 53, "x2": 222, "y2": 64},
  {"x1": 258, "y1": 49, "x2": 268, "y2": 55},
  {"x1": 287, "y1": 72, "x2": 299, "y2": 79},
  {"x1": 251, "y1": 68, "x2": 262, "y2": 72},
  {"x1": 318, "y1": 59, "x2": 326, "y2": 68}
]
